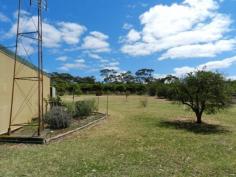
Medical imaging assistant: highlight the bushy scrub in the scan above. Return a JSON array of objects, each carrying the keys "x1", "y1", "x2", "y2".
[
  {"x1": 148, "y1": 84, "x2": 157, "y2": 96},
  {"x1": 44, "y1": 106, "x2": 72, "y2": 129},
  {"x1": 48, "y1": 96, "x2": 63, "y2": 107},
  {"x1": 157, "y1": 84, "x2": 168, "y2": 98},
  {"x1": 64, "y1": 102, "x2": 76, "y2": 117},
  {"x1": 75, "y1": 99, "x2": 97, "y2": 118}
]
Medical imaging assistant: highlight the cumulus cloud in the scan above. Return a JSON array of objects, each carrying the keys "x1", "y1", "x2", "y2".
[
  {"x1": 121, "y1": 0, "x2": 235, "y2": 59},
  {"x1": 57, "y1": 22, "x2": 86, "y2": 45},
  {"x1": 17, "y1": 38, "x2": 36, "y2": 56},
  {"x1": 126, "y1": 29, "x2": 141, "y2": 43},
  {"x1": 81, "y1": 31, "x2": 110, "y2": 53},
  {"x1": 6, "y1": 11, "x2": 86, "y2": 53},
  {"x1": 159, "y1": 39, "x2": 236, "y2": 60},
  {"x1": 58, "y1": 58, "x2": 87, "y2": 71},
  {"x1": 173, "y1": 56, "x2": 236, "y2": 77}
]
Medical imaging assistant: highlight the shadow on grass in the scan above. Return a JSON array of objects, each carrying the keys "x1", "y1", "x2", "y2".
[{"x1": 158, "y1": 120, "x2": 230, "y2": 135}]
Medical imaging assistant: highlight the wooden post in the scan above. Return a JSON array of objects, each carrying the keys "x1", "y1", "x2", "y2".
[
  {"x1": 97, "y1": 96, "x2": 100, "y2": 112},
  {"x1": 106, "y1": 94, "x2": 109, "y2": 117}
]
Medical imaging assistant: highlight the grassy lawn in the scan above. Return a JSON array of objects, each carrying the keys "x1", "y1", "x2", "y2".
[{"x1": 0, "y1": 95, "x2": 236, "y2": 177}]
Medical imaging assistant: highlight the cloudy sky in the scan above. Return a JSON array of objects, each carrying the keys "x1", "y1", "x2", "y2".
[{"x1": 0, "y1": 0, "x2": 236, "y2": 79}]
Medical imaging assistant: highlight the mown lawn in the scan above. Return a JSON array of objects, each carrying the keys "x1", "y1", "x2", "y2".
[{"x1": 0, "y1": 95, "x2": 236, "y2": 177}]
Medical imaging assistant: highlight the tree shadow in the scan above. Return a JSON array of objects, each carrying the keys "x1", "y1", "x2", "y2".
[{"x1": 158, "y1": 119, "x2": 230, "y2": 135}]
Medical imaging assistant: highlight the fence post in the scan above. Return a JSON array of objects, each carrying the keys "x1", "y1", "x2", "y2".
[{"x1": 106, "y1": 94, "x2": 109, "y2": 117}]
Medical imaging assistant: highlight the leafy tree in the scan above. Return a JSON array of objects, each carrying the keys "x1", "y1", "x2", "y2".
[
  {"x1": 93, "y1": 83, "x2": 103, "y2": 96},
  {"x1": 120, "y1": 71, "x2": 135, "y2": 83},
  {"x1": 173, "y1": 71, "x2": 232, "y2": 123},
  {"x1": 162, "y1": 75, "x2": 178, "y2": 84},
  {"x1": 148, "y1": 83, "x2": 158, "y2": 96},
  {"x1": 100, "y1": 69, "x2": 118, "y2": 83},
  {"x1": 50, "y1": 72, "x2": 75, "y2": 83},
  {"x1": 115, "y1": 84, "x2": 126, "y2": 93},
  {"x1": 136, "y1": 84, "x2": 147, "y2": 95},
  {"x1": 103, "y1": 83, "x2": 115, "y2": 93},
  {"x1": 157, "y1": 83, "x2": 168, "y2": 98},
  {"x1": 126, "y1": 83, "x2": 137, "y2": 94},
  {"x1": 75, "y1": 76, "x2": 96, "y2": 84},
  {"x1": 135, "y1": 68, "x2": 154, "y2": 83},
  {"x1": 53, "y1": 81, "x2": 68, "y2": 96},
  {"x1": 80, "y1": 83, "x2": 93, "y2": 94}
]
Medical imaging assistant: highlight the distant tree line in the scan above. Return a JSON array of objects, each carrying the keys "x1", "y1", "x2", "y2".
[
  {"x1": 50, "y1": 69, "x2": 236, "y2": 99},
  {"x1": 50, "y1": 69, "x2": 236, "y2": 123}
]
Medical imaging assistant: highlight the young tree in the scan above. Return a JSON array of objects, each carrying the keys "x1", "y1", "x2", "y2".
[
  {"x1": 68, "y1": 83, "x2": 81, "y2": 102},
  {"x1": 173, "y1": 71, "x2": 232, "y2": 123}
]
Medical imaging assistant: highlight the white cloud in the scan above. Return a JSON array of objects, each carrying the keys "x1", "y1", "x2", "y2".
[
  {"x1": 75, "y1": 58, "x2": 85, "y2": 63},
  {"x1": 17, "y1": 38, "x2": 36, "y2": 56},
  {"x1": 126, "y1": 29, "x2": 141, "y2": 43},
  {"x1": 227, "y1": 75, "x2": 236, "y2": 80},
  {"x1": 173, "y1": 66, "x2": 196, "y2": 77},
  {"x1": 88, "y1": 53, "x2": 102, "y2": 60},
  {"x1": 100, "y1": 60, "x2": 120, "y2": 71},
  {"x1": 121, "y1": 0, "x2": 235, "y2": 59},
  {"x1": 57, "y1": 22, "x2": 86, "y2": 45},
  {"x1": 173, "y1": 56, "x2": 236, "y2": 77},
  {"x1": 56, "y1": 56, "x2": 68, "y2": 62},
  {"x1": 58, "y1": 58, "x2": 87, "y2": 71},
  {"x1": 123, "y1": 23, "x2": 133, "y2": 30},
  {"x1": 7, "y1": 15, "x2": 61, "y2": 48},
  {"x1": 197, "y1": 56, "x2": 236, "y2": 70},
  {"x1": 7, "y1": 12, "x2": 86, "y2": 50},
  {"x1": 159, "y1": 39, "x2": 236, "y2": 60},
  {"x1": 81, "y1": 31, "x2": 110, "y2": 53},
  {"x1": 0, "y1": 12, "x2": 10, "y2": 22},
  {"x1": 154, "y1": 73, "x2": 167, "y2": 79}
]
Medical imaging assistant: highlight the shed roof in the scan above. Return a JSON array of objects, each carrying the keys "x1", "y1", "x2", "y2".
[{"x1": 0, "y1": 44, "x2": 50, "y2": 78}]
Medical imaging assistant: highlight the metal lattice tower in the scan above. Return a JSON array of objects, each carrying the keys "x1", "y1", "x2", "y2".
[{"x1": 8, "y1": 0, "x2": 47, "y2": 136}]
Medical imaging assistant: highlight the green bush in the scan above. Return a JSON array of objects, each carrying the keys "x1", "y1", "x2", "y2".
[
  {"x1": 157, "y1": 84, "x2": 168, "y2": 98},
  {"x1": 148, "y1": 84, "x2": 157, "y2": 96},
  {"x1": 75, "y1": 99, "x2": 97, "y2": 118},
  {"x1": 64, "y1": 102, "x2": 76, "y2": 117},
  {"x1": 44, "y1": 106, "x2": 72, "y2": 129},
  {"x1": 48, "y1": 96, "x2": 63, "y2": 107}
]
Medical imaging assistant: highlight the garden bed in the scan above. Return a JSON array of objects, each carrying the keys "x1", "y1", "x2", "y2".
[{"x1": 0, "y1": 112, "x2": 106, "y2": 144}]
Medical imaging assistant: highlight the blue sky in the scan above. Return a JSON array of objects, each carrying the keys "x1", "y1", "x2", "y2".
[{"x1": 0, "y1": 0, "x2": 236, "y2": 80}]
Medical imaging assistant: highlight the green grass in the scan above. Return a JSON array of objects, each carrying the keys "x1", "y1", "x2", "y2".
[{"x1": 0, "y1": 95, "x2": 236, "y2": 177}]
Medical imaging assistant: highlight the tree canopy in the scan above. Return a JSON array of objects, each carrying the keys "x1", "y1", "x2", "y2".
[{"x1": 173, "y1": 71, "x2": 232, "y2": 123}]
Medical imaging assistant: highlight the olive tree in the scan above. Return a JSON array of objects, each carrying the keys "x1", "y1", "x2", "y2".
[{"x1": 174, "y1": 71, "x2": 232, "y2": 123}]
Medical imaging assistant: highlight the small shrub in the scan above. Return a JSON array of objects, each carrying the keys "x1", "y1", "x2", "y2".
[
  {"x1": 140, "y1": 97, "x2": 148, "y2": 108},
  {"x1": 64, "y1": 102, "x2": 76, "y2": 117},
  {"x1": 75, "y1": 99, "x2": 97, "y2": 118},
  {"x1": 44, "y1": 106, "x2": 72, "y2": 129},
  {"x1": 49, "y1": 96, "x2": 63, "y2": 108}
]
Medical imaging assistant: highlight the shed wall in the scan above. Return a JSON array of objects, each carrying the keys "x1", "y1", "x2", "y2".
[{"x1": 0, "y1": 51, "x2": 50, "y2": 134}]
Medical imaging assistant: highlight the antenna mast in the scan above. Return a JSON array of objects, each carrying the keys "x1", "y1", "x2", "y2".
[{"x1": 8, "y1": 0, "x2": 47, "y2": 136}]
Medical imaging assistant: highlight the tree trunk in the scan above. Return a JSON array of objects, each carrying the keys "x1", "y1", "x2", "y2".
[{"x1": 196, "y1": 112, "x2": 202, "y2": 124}]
